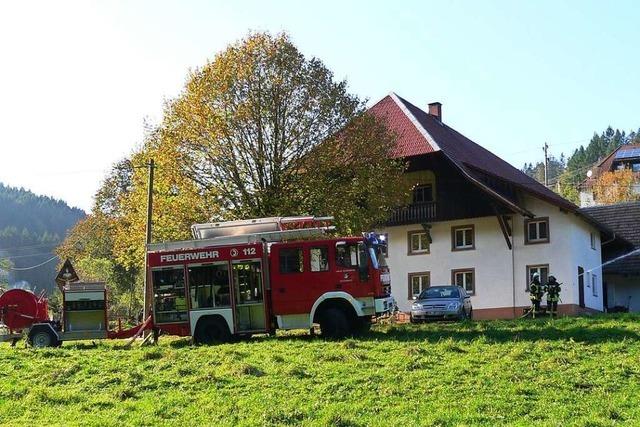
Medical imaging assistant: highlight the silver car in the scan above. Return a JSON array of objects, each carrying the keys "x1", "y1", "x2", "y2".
[{"x1": 410, "y1": 286, "x2": 472, "y2": 322}]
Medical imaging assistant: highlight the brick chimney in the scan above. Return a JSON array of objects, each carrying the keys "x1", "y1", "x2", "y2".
[{"x1": 428, "y1": 102, "x2": 442, "y2": 121}]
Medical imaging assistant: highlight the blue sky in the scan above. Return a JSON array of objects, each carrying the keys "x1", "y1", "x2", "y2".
[{"x1": 1, "y1": 0, "x2": 638, "y2": 210}]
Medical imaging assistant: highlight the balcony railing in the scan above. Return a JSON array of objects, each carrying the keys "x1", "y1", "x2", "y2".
[{"x1": 386, "y1": 202, "x2": 437, "y2": 225}]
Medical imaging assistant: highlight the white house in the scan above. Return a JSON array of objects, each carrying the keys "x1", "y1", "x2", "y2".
[{"x1": 369, "y1": 93, "x2": 609, "y2": 319}]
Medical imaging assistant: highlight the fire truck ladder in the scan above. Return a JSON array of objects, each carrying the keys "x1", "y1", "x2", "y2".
[{"x1": 147, "y1": 216, "x2": 335, "y2": 252}]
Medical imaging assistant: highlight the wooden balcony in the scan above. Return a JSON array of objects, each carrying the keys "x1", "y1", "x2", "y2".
[{"x1": 386, "y1": 202, "x2": 437, "y2": 226}]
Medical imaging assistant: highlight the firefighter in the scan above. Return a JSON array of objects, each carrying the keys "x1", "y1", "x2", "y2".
[
  {"x1": 545, "y1": 275, "x2": 561, "y2": 317},
  {"x1": 529, "y1": 272, "x2": 544, "y2": 318}
]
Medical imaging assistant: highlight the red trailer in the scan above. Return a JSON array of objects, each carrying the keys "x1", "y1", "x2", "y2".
[
  {"x1": 146, "y1": 216, "x2": 393, "y2": 343},
  {"x1": 0, "y1": 281, "x2": 151, "y2": 348}
]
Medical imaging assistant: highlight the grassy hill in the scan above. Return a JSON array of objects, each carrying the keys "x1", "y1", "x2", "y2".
[
  {"x1": 1, "y1": 315, "x2": 639, "y2": 426},
  {"x1": 0, "y1": 183, "x2": 85, "y2": 292}
]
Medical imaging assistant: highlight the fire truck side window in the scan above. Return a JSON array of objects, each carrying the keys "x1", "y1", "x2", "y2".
[
  {"x1": 152, "y1": 267, "x2": 188, "y2": 324},
  {"x1": 188, "y1": 263, "x2": 231, "y2": 309},
  {"x1": 279, "y1": 248, "x2": 304, "y2": 274},
  {"x1": 234, "y1": 261, "x2": 263, "y2": 304},
  {"x1": 310, "y1": 247, "x2": 329, "y2": 272},
  {"x1": 336, "y1": 243, "x2": 358, "y2": 269}
]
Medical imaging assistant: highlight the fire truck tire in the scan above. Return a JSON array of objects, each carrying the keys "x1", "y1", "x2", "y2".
[
  {"x1": 319, "y1": 307, "x2": 351, "y2": 339},
  {"x1": 193, "y1": 317, "x2": 231, "y2": 345},
  {"x1": 353, "y1": 317, "x2": 372, "y2": 335},
  {"x1": 28, "y1": 326, "x2": 59, "y2": 348}
]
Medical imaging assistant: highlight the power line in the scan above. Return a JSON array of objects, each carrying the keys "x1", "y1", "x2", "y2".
[
  {"x1": 7, "y1": 255, "x2": 59, "y2": 271},
  {"x1": 0, "y1": 251, "x2": 62, "y2": 260},
  {"x1": 507, "y1": 139, "x2": 590, "y2": 156},
  {"x1": 0, "y1": 218, "x2": 102, "y2": 273},
  {"x1": 0, "y1": 241, "x2": 61, "y2": 252}
]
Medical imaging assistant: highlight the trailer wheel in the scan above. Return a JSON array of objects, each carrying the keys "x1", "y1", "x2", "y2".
[
  {"x1": 194, "y1": 317, "x2": 231, "y2": 345},
  {"x1": 28, "y1": 327, "x2": 59, "y2": 348},
  {"x1": 319, "y1": 307, "x2": 351, "y2": 339}
]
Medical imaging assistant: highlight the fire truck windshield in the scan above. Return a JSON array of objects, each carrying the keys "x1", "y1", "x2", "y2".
[
  {"x1": 362, "y1": 232, "x2": 387, "y2": 269},
  {"x1": 369, "y1": 246, "x2": 387, "y2": 269}
]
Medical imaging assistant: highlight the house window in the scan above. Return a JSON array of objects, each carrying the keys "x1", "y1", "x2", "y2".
[
  {"x1": 526, "y1": 264, "x2": 549, "y2": 291},
  {"x1": 452, "y1": 225, "x2": 475, "y2": 251},
  {"x1": 310, "y1": 247, "x2": 329, "y2": 272},
  {"x1": 525, "y1": 218, "x2": 550, "y2": 244},
  {"x1": 412, "y1": 184, "x2": 433, "y2": 204},
  {"x1": 408, "y1": 231, "x2": 430, "y2": 255},
  {"x1": 452, "y1": 268, "x2": 475, "y2": 295},
  {"x1": 590, "y1": 233, "x2": 597, "y2": 250},
  {"x1": 279, "y1": 247, "x2": 303, "y2": 273},
  {"x1": 592, "y1": 273, "x2": 598, "y2": 297},
  {"x1": 632, "y1": 163, "x2": 640, "y2": 173},
  {"x1": 408, "y1": 272, "x2": 430, "y2": 299}
]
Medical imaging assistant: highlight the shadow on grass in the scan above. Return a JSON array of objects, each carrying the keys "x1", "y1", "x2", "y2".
[
  {"x1": 360, "y1": 324, "x2": 640, "y2": 344},
  {"x1": 244, "y1": 317, "x2": 640, "y2": 345}
]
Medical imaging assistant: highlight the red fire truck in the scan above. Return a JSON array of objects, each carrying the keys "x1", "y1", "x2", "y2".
[{"x1": 146, "y1": 216, "x2": 393, "y2": 343}]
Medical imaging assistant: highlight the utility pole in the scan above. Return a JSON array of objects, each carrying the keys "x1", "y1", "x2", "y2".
[
  {"x1": 543, "y1": 142, "x2": 549, "y2": 187},
  {"x1": 142, "y1": 159, "x2": 155, "y2": 324}
]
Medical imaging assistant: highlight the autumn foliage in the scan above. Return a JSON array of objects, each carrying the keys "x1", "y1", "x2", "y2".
[
  {"x1": 593, "y1": 169, "x2": 640, "y2": 205},
  {"x1": 58, "y1": 32, "x2": 409, "y2": 314}
]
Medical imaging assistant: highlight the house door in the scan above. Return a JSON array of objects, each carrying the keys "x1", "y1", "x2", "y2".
[
  {"x1": 232, "y1": 260, "x2": 267, "y2": 332},
  {"x1": 578, "y1": 266, "x2": 585, "y2": 308}
]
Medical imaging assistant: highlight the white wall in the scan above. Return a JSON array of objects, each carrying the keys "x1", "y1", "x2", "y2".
[
  {"x1": 381, "y1": 195, "x2": 604, "y2": 314},
  {"x1": 381, "y1": 217, "x2": 514, "y2": 312}
]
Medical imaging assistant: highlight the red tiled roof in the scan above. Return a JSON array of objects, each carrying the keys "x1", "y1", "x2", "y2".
[
  {"x1": 368, "y1": 93, "x2": 578, "y2": 213},
  {"x1": 368, "y1": 95, "x2": 436, "y2": 158}
]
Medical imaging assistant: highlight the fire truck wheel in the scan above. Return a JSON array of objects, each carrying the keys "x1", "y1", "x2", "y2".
[
  {"x1": 353, "y1": 317, "x2": 371, "y2": 335},
  {"x1": 194, "y1": 317, "x2": 231, "y2": 345},
  {"x1": 319, "y1": 307, "x2": 351, "y2": 339}
]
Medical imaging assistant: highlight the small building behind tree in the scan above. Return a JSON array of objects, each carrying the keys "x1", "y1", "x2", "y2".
[{"x1": 579, "y1": 144, "x2": 640, "y2": 207}]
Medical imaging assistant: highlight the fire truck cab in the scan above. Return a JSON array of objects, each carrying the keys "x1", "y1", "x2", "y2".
[{"x1": 146, "y1": 216, "x2": 393, "y2": 343}]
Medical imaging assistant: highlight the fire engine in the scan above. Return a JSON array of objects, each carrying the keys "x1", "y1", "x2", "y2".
[{"x1": 146, "y1": 216, "x2": 393, "y2": 343}]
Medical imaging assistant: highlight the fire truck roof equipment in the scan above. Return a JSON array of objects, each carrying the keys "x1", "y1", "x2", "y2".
[
  {"x1": 149, "y1": 216, "x2": 335, "y2": 252},
  {"x1": 191, "y1": 216, "x2": 334, "y2": 239}
]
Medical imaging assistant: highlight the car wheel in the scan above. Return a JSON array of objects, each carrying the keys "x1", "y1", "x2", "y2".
[
  {"x1": 468, "y1": 308, "x2": 473, "y2": 320},
  {"x1": 410, "y1": 314, "x2": 419, "y2": 324}
]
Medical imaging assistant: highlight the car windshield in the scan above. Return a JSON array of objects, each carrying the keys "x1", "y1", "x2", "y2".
[{"x1": 419, "y1": 287, "x2": 459, "y2": 299}]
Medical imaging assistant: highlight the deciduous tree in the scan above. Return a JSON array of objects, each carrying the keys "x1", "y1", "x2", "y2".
[
  {"x1": 164, "y1": 32, "x2": 407, "y2": 226},
  {"x1": 593, "y1": 169, "x2": 640, "y2": 205}
]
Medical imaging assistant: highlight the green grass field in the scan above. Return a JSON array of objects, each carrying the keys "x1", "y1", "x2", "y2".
[{"x1": 1, "y1": 315, "x2": 640, "y2": 426}]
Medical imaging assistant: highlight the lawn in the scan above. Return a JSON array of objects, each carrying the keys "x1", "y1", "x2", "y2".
[{"x1": 1, "y1": 315, "x2": 640, "y2": 426}]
